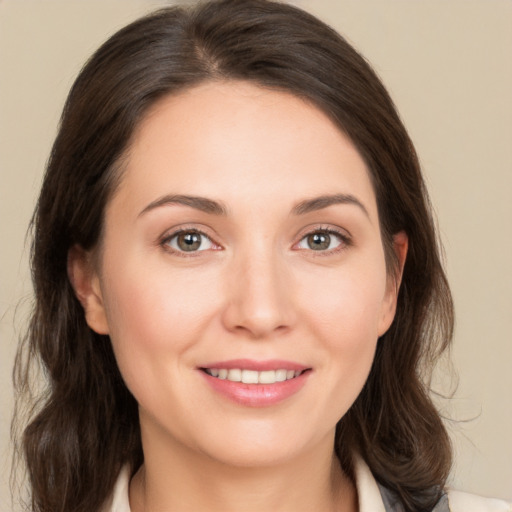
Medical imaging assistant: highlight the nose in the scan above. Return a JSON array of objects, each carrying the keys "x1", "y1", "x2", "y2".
[{"x1": 221, "y1": 248, "x2": 296, "y2": 339}]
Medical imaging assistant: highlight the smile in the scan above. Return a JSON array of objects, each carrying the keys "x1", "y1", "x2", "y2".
[
  {"x1": 199, "y1": 360, "x2": 312, "y2": 407},
  {"x1": 202, "y1": 368, "x2": 303, "y2": 384}
]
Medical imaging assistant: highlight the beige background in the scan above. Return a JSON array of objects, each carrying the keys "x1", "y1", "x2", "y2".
[{"x1": 1, "y1": 0, "x2": 511, "y2": 509}]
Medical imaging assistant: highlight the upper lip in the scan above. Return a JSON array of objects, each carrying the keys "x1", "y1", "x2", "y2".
[{"x1": 199, "y1": 359, "x2": 310, "y2": 372}]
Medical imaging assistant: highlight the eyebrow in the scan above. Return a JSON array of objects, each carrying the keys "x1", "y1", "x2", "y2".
[
  {"x1": 292, "y1": 193, "x2": 369, "y2": 217},
  {"x1": 138, "y1": 194, "x2": 228, "y2": 217},
  {"x1": 138, "y1": 192, "x2": 369, "y2": 218}
]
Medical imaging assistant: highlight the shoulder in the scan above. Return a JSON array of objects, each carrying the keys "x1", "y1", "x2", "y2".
[
  {"x1": 447, "y1": 489, "x2": 512, "y2": 512},
  {"x1": 354, "y1": 453, "x2": 511, "y2": 512}
]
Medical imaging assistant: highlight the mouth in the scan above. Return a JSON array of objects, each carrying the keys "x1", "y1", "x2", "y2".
[
  {"x1": 198, "y1": 359, "x2": 312, "y2": 406},
  {"x1": 201, "y1": 368, "x2": 307, "y2": 384}
]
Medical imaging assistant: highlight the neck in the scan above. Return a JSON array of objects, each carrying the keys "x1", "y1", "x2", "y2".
[{"x1": 129, "y1": 421, "x2": 357, "y2": 512}]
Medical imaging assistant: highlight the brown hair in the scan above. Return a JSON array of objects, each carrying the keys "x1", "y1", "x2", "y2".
[{"x1": 13, "y1": 1, "x2": 453, "y2": 511}]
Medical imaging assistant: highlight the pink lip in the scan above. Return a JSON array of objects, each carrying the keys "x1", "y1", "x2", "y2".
[{"x1": 198, "y1": 359, "x2": 312, "y2": 407}]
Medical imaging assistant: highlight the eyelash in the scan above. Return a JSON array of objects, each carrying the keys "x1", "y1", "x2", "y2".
[
  {"x1": 160, "y1": 226, "x2": 352, "y2": 257},
  {"x1": 160, "y1": 228, "x2": 220, "y2": 257},
  {"x1": 294, "y1": 226, "x2": 352, "y2": 255}
]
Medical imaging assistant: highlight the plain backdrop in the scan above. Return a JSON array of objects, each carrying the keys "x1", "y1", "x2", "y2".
[{"x1": 1, "y1": 1, "x2": 511, "y2": 510}]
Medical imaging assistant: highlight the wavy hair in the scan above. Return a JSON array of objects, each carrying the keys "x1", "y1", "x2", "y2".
[{"x1": 13, "y1": 1, "x2": 453, "y2": 511}]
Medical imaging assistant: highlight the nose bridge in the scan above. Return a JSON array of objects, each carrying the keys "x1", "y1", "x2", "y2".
[{"x1": 222, "y1": 239, "x2": 294, "y2": 338}]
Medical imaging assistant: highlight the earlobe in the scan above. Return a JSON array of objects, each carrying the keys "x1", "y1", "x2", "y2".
[
  {"x1": 378, "y1": 231, "x2": 408, "y2": 336},
  {"x1": 67, "y1": 245, "x2": 110, "y2": 335}
]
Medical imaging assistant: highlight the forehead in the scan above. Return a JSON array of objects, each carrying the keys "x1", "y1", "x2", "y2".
[{"x1": 113, "y1": 80, "x2": 378, "y2": 221}]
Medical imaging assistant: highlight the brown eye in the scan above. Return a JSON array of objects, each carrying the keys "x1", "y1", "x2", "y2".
[
  {"x1": 166, "y1": 230, "x2": 214, "y2": 252},
  {"x1": 297, "y1": 230, "x2": 345, "y2": 252},
  {"x1": 177, "y1": 232, "x2": 201, "y2": 251},
  {"x1": 307, "y1": 232, "x2": 331, "y2": 250}
]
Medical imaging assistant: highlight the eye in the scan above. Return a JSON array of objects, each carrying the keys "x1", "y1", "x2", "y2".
[
  {"x1": 296, "y1": 229, "x2": 347, "y2": 252},
  {"x1": 164, "y1": 230, "x2": 216, "y2": 253}
]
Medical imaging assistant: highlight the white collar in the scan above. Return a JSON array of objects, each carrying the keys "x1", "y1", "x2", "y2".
[
  {"x1": 106, "y1": 455, "x2": 386, "y2": 512},
  {"x1": 353, "y1": 453, "x2": 387, "y2": 512},
  {"x1": 106, "y1": 464, "x2": 131, "y2": 512}
]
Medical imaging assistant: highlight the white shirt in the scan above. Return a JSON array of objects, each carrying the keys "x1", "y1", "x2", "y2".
[{"x1": 103, "y1": 457, "x2": 512, "y2": 512}]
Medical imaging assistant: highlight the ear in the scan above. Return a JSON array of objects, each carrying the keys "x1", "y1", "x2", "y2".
[
  {"x1": 67, "y1": 245, "x2": 110, "y2": 335},
  {"x1": 378, "y1": 231, "x2": 408, "y2": 336}
]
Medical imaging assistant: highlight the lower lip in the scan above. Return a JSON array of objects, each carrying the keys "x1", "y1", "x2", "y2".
[{"x1": 200, "y1": 370, "x2": 311, "y2": 407}]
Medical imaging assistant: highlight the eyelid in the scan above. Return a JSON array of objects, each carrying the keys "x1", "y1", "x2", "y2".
[
  {"x1": 158, "y1": 223, "x2": 351, "y2": 256},
  {"x1": 160, "y1": 226, "x2": 223, "y2": 256},
  {"x1": 292, "y1": 225, "x2": 352, "y2": 253}
]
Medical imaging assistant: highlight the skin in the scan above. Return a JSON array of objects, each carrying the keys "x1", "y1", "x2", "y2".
[{"x1": 69, "y1": 80, "x2": 407, "y2": 512}]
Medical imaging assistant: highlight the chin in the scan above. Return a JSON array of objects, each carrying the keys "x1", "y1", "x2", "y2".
[
  {"x1": 192, "y1": 420, "x2": 332, "y2": 469},
  {"x1": 205, "y1": 444, "x2": 305, "y2": 469}
]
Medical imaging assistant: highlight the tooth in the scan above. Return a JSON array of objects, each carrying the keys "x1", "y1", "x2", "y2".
[
  {"x1": 241, "y1": 369, "x2": 259, "y2": 384},
  {"x1": 259, "y1": 370, "x2": 276, "y2": 384},
  {"x1": 227, "y1": 369, "x2": 242, "y2": 382},
  {"x1": 211, "y1": 368, "x2": 303, "y2": 383},
  {"x1": 275, "y1": 369, "x2": 287, "y2": 382}
]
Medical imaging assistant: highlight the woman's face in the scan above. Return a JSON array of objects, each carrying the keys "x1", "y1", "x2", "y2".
[{"x1": 73, "y1": 81, "x2": 405, "y2": 468}]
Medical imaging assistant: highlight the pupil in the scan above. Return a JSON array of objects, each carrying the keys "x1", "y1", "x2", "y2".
[
  {"x1": 178, "y1": 232, "x2": 201, "y2": 251},
  {"x1": 308, "y1": 232, "x2": 330, "y2": 250}
]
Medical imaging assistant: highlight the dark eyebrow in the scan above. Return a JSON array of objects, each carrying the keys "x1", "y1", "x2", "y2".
[
  {"x1": 138, "y1": 194, "x2": 228, "y2": 217},
  {"x1": 292, "y1": 193, "x2": 370, "y2": 217}
]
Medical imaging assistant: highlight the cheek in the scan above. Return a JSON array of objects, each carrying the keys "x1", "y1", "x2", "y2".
[
  {"x1": 322, "y1": 276, "x2": 382, "y2": 372},
  {"x1": 297, "y1": 258, "x2": 387, "y2": 414},
  {"x1": 99, "y1": 258, "x2": 221, "y2": 391},
  {"x1": 300, "y1": 258, "x2": 388, "y2": 340},
  {"x1": 331, "y1": 271, "x2": 387, "y2": 374},
  {"x1": 103, "y1": 258, "x2": 215, "y2": 336}
]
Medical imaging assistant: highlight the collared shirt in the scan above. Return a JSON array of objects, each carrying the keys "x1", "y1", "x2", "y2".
[{"x1": 103, "y1": 457, "x2": 512, "y2": 512}]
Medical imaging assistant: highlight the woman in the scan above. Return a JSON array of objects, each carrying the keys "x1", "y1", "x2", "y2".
[{"x1": 12, "y1": 1, "x2": 511, "y2": 511}]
